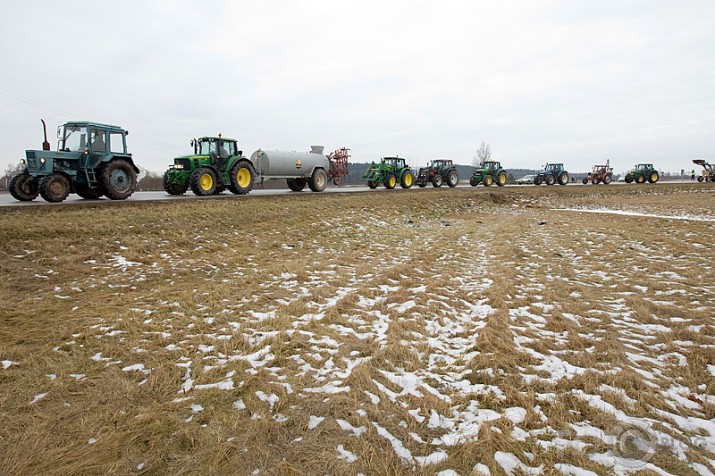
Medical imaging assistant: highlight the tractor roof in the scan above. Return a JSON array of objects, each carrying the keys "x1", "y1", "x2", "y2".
[
  {"x1": 198, "y1": 136, "x2": 238, "y2": 142},
  {"x1": 64, "y1": 121, "x2": 125, "y2": 131}
]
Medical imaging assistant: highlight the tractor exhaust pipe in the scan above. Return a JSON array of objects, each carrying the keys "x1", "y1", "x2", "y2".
[{"x1": 41, "y1": 119, "x2": 50, "y2": 151}]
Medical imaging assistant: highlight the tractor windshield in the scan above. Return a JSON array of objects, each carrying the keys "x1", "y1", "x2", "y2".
[
  {"x1": 62, "y1": 125, "x2": 87, "y2": 152},
  {"x1": 198, "y1": 139, "x2": 217, "y2": 156},
  {"x1": 545, "y1": 164, "x2": 560, "y2": 173}
]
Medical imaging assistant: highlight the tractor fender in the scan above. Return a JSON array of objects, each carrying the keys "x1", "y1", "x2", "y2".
[{"x1": 103, "y1": 154, "x2": 141, "y2": 174}]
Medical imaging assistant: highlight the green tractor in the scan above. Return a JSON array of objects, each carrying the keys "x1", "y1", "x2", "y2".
[
  {"x1": 470, "y1": 160, "x2": 507, "y2": 187},
  {"x1": 9, "y1": 120, "x2": 138, "y2": 203},
  {"x1": 163, "y1": 135, "x2": 255, "y2": 196},
  {"x1": 534, "y1": 163, "x2": 569, "y2": 186},
  {"x1": 362, "y1": 157, "x2": 414, "y2": 189},
  {"x1": 624, "y1": 163, "x2": 659, "y2": 184},
  {"x1": 415, "y1": 159, "x2": 459, "y2": 187}
]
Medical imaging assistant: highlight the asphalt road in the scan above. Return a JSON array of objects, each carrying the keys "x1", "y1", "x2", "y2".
[{"x1": 0, "y1": 179, "x2": 687, "y2": 208}]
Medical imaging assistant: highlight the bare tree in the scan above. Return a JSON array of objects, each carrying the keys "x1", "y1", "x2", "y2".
[{"x1": 473, "y1": 142, "x2": 491, "y2": 167}]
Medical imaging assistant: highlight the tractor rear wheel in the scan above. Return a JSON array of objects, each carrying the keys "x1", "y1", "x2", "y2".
[
  {"x1": 367, "y1": 180, "x2": 379, "y2": 189},
  {"x1": 603, "y1": 175, "x2": 612, "y2": 184},
  {"x1": 483, "y1": 174, "x2": 494, "y2": 187},
  {"x1": 287, "y1": 178, "x2": 307, "y2": 191},
  {"x1": 229, "y1": 161, "x2": 255, "y2": 195},
  {"x1": 75, "y1": 183, "x2": 103, "y2": 199},
  {"x1": 100, "y1": 159, "x2": 137, "y2": 200},
  {"x1": 545, "y1": 174, "x2": 556, "y2": 186},
  {"x1": 432, "y1": 175, "x2": 443, "y2": 187},
  {"x1": 447, "y1": 170, "x2": 459, "y2": 187},
  {"x1": 401, "y1": 171, "x2": 413, "y2": 189},
  {"x1": 636, "y1": 174, "x2": 645, "y2": 184},
  {"x1": 496, "y1": 171, "x2": 507, "y2": 187},
  {"x1": 648, "y1": 171, "x2": 659, "y2": 183},
  {"x1": 163, "y1": 171, "x2": 188, "y2": 195},
  {"x1": 309, "y1": 168, "x2": 328, "y2": 192},
  {"x1": 39, "y1": 174, "x2": 70, "y2": 203},
  {"x1": 9, "y1": 173, "x2": 38, "y2": 201},
  {"x1": 558, "y1": 172, "x2": 569, "y2": 185},
  {"x1": 190, "y1": 167, "x2": 217, "y2": 196}
]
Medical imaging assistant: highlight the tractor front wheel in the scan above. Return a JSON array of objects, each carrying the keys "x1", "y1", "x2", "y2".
[
  {"x1": 447, "y1": 171, "x2": 459, "y2": 187},
  {"x1": 625, "y1": 175, "x2": 634, "y2": 183},
  {"x1": 469, "y1": 176, "x2": 479, "y2": 186},
  {"x1": 163, "y1": 171, "x2": 189, "y2": 195},
  {"x1": 545, "y1": 174, "x2": 556, "y2": 186},
  {"x1": 592, "y1": 177, "x2": 600, "y2": 185},
  {"x1": 636, "y1": 174, "x2": 645, "y2": 184},
  {"x1": 401, "y1": 171, "x2": 413, "y2": 189},
  {"x1": 496, "y1": 171, "x2": 507, "y2": 187},
  {"x1": 229, "y1": 161, "x2": 255, "y2": 195},
  {"x1": 39, "y1": 174, "x2": 70, "y2": 203},
  {"x1": 75, "y1": 183, "x2": 103, "y2": 199},
  {"x1": 432, "y1": 174, "x2": 443, "y2": 187},
  {"x1": 384, "y1": 173, "x2": 397, "y2": 189},
  {"x1": 582, "y1": 177, "x2": 589, "y2": 185},
  {"x1": 9, "y1": 173, "x2": 38, "y2": 201},
  {"x1": 697, "y1": 176, "x2": 704, "y2": 182},
  {"x1": 100, "y1": 159, "x2": 137, "y2": 200},
  {"x1": 483, "y1": 174, "x2": 493, "y2": 187},
  {"x1": 287, "y1": 178, "x2": 307, "y2": 191},
  {"x1": 367, "y1": 180, "x2": 379, "y2": 189},
  {"x1": 191, "y1": 167, "x2": 217, "y2": 196},
  {"x1": 309, "y1": 168, "x2": 328, "y2": 192}
]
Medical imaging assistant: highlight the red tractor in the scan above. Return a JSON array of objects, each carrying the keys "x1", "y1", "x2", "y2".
[{"x1": 583, "y1": 160, "x2": 613, "y2": 185}]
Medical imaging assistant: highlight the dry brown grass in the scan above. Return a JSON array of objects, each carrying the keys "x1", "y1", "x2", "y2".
[{"x1": 1, "y1": 183, "x2": 715, "y2": 475}]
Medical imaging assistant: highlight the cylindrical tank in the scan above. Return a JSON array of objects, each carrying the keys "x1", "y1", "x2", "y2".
[{"x1": 250, "y1": 146, "x2": 329, "y2": 178}]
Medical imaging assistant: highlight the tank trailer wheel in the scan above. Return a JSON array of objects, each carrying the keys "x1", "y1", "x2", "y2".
[
  {"x1": 75, "y1": 183, "x2": 103, "y2": 199},
  {"x1": 39, "y1": 174, "x2": 70, "y2": 203},
  {"x1": 496, "y1": 171, "x2": 507, "y2": 187},
  {"x1": 287, "y1": 178, "x2": 307, "y2": 192},
  {"x1": 447, "y1": 170, "x2": 459, "y2": 187},
  {"x1": 401, "y1": 171, "x2": 413, "y2": 189},
  {"x1": 100, "y1": 159, "x2": 137, "y2": 200},
  {"x1": 649, "y1": 171, "x2": 659, "y2": 183},
  {"x1": 367, "y1": 180, "x2": 379, "y2": 189},
  {"x1": 309, "y1": 168, "x2": 328, "y2": 192},
  {"x1": 229, "y1": 161, "x2": 255, "y2": 195},
  {"x1": 432, "y1": 175, "x2": 443, "y2": 187},
  {"x1": 483, "y1": 174, "x2": 493, "y2": 187},
  {"x1": 545, "y1": 174, "x2": 556, "y2": 186},
  {"x1": 163, "y1": 171, "x2": 188, "y2": 195},
  {"x1": 190, "y1": 167, "x2": 217, "y2": 196},
  {"x1": 9, "y1": 173, "x2": 39, "y2": 201}
]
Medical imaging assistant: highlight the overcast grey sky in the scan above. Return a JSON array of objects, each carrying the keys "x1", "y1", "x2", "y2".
[{"x1": 1, "y1": 0, "x2": 714, "y2": 174}]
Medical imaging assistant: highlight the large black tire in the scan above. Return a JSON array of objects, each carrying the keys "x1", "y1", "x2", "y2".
[
  {"x1": 648, "y1": 170, "x2": 659, "y2": 183},
  {"x1": 383, "y1": 173, "x2": 397, "y2": 190},
  {"x1": 75, "y1": 183, "x2": 103, "y2": 199},
  {"x1": 534, "y1": 176, "x2": 542, "y2": 185},
  {"x1": 418, "y1": 182, "x2": 427, "y2": 188},
  {"x1": 190, "y1": 167, "x2": 217, "y2": 196},
  {"x1": 496, "y1": 171, "x2": 507, "y2": 187},
  {"x1": 163, "y1": 171, "x2": 188, "y2": 195},
  {"x1": 592, "y1": 177, "x2": 600, "y2": 185},
  {"x1": 625, "y1": 175, "x2": 633, "y2": 183},
  {"x1": 367, "y1": 180, "x2": 378, "y2": 189},
  {"x1": 635, "y1": 174, "x2": 645, "y2": 184},
  {"x1": 287, "y1": 178, "x2": 307, "y2": 192},
  {"x1": 558, "y1": 172, "x2": 569, "y2": 185},
  {"x1": 229, "y1": 161, "x2": 255, "y2": 195},
  {"x1": 469, "y1": 176, "x2": 479, "y2": 186},
  {"x1": 309, "y1": 168, "x2": 328, "y2": 192},
  {"x1": 603, "y1": 175, "x2": 612, "y2": 185},
  {"x1": 100, "y1": 159, "x2": 137, "y2": 200},
  {"x1": 697, "y1": 176, "x2": 704, "y2": 183},
  {"x1": 39, "y1": 174, "x2": 70, "y2": 203},
  {"x1": 400, "y1": 171, "x2": 413, "y2": 189},
  {"x1": 9, "y1": 173, "x2": 38, "y2": 201},
  {"x1": 214, "y1": 184, "x2": 226, "y2": 194},
  {"x1": 447, "y1": 170, "x2": 459, "y2": 187},
  {"x1": 545, "y1": 174, "x2": 556, "y2": 186},
  {"x1": 432, "y1": 175, "x2": 443, "y2": 187},
  {"x1": 582, "y1": 177, "x2": 589, "y2": 185},
  {"x1": 483, "y1": 174, "x2": 493, "y2": 187}
]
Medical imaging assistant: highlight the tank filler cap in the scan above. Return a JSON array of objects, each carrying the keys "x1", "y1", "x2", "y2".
[{"x1": 311, "y1": 145, "x2": 324, "y2": 154}]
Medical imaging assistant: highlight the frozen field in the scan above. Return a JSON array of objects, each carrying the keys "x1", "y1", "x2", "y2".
[{"x1": 1, "y1": 183, "x2": 714, "y2": 475}]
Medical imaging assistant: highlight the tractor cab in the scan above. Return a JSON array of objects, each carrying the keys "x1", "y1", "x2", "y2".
[
  {"x1": 383, "y1": 157, "x2": 407, "y2": 171},
  {"x1": 544, "y1": 163, "x2": 564, "y2": 175}
]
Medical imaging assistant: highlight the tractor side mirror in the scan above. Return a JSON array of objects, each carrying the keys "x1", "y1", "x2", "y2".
[
  {"x1": 238, "y1": 150, "x2": 242, "y2": 156},
  {"x1": 57, "y1": 127, "x2": 61, "y2": 138},
  {"x1": 124, "y1": 130, "x2": 129, "y2": 135}
]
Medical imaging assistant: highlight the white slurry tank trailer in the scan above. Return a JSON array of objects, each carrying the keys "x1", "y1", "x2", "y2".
[{"x1": 250, "y1": 146, "x2": 350, "y2": 192}]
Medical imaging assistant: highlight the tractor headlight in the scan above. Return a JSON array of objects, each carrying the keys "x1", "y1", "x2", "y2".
[
  {"x1": 173, "y1": 164, "x2": 183, "y2": 169},
  {"x1": 20, "y1": 159, "x2": 25, "y2": 165},
  {"x1": 40, "y1": 158, "x2": 46, "y2": 164}
]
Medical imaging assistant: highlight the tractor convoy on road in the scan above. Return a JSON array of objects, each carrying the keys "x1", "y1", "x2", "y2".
[{"x1": 6, "y1": 119, "x2": 707, "y2": 203}]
